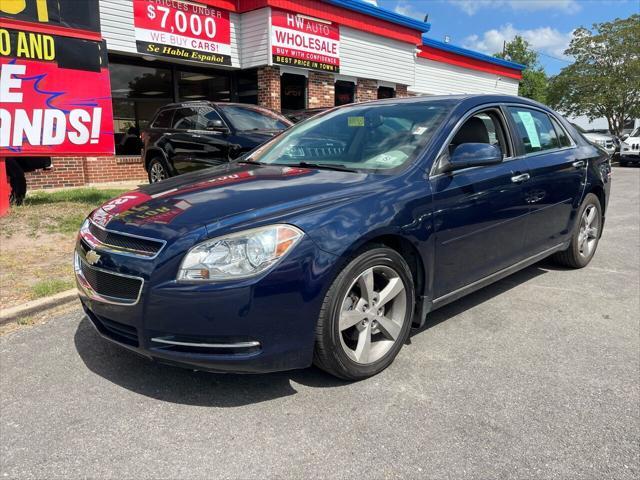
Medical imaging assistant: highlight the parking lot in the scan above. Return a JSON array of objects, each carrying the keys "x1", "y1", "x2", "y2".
[{"x1": 1, "y1": 167, "x2": 638, "y2": 479}]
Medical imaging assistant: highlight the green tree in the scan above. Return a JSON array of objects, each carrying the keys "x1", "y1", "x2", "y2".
[
  {"x1": 547, "y1": 15, "x2": 640, "y2": 136},
  {"x1": 494, "y1": 36, "x2": 548, "y2": 103}
]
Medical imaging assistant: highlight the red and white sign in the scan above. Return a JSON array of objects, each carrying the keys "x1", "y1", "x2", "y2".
[
  {"x1": 0, "y1": 59, "x2": 114, "y2": 157},
  {"x1": 271, "y1": 9, "x2": 340, "y2": 73},
  {"x1": 133, "y1": 0, "x2": 232, "y2": 65}
]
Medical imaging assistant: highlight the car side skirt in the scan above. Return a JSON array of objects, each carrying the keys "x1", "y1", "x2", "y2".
[{"x1": 428, "y1": 242, "x2": 568, "y2": 312}]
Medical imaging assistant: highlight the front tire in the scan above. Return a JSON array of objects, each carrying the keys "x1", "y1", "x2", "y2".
[
  {"x1": 313, "y1": 246, "x2": 415, "y2": 380},
  {"x1": 553, "y1": 193, "x2": 602, "y2": 268},
  {"x1": 147, "y1": 157, "x2": 170, "y2": 183}
]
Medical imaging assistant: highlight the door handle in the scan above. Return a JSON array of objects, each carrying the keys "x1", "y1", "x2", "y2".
[
  {"x1": 511, "y1": 173, "x2": 530, "y2": 183},
  {"x1": 572, "y1": 160, "x2": 586, "y2": 168}
]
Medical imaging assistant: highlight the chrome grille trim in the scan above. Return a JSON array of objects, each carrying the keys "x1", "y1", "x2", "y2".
[
  {"x1": 150, "y1": 338, "x2": 260, "y2": 349},
  {"x1": 81, "y1": 219, "x2": 166, "y2": 259},
  {"x1": 74, "y1": 252, "x2": 144, "y2": 306}
]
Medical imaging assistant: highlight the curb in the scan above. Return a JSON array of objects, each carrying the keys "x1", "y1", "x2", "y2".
[{"x1": 0, "y1": 289, "x2": 78, "y2": 325}]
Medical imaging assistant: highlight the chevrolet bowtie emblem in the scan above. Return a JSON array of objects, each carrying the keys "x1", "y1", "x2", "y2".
[{"x1": 85, "y1": 250, "x2": 101, "y2": 266}]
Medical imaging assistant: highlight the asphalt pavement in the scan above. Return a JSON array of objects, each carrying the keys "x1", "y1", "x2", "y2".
[{"x1": 1, "y1": 167, "x2": 638, "y2": 479}]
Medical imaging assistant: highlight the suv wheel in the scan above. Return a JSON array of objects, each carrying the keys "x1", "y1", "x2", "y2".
[
  {"x1": 148, "y1": 158, "x2": 170, "y2": 183},
  {"x1": 313, "y1": 246, "x2": 415, "y2": 380}
]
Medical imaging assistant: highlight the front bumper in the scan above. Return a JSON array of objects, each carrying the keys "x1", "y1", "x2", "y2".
[{"x1": 75, "y1": 233, "x2": 339, "y2": 373}]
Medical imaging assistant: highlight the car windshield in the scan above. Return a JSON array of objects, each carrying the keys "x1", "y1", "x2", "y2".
[
  {"x1": 218, "y1": 105, "x2": 291, "y2": 131},
  {"x1": 244, "y1": 100, "x2": 454, "y2": 172},
  {"x1": 630, "y1": 127, "x2": 639, "y2": 138}
]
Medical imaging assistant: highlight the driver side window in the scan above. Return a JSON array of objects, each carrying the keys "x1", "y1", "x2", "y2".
[{"x1": 449, "y1": 110, "x2": 511, "y2": 159}]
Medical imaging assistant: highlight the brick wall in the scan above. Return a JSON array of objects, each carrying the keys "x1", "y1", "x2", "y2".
[
  {"x1": 257, "y1": 66, "x2": 281, "y2": 112},
  {"x1": 396, "y1": 84, "x2": 409, "y2": 98},
  {"x1": 308, "y1": 71, "x2": 334, "y2": 109},
  {"x1": 25, "y1": 156, "x2": 146, "y2": 190},
  {"x1": 356, "y1": 78, "x2": 378, "y2": 102}
]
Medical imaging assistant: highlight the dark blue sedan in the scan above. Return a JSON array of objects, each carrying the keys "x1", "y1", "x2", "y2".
[{"x1": 75, "y1": 95, "x2": 611, "y2": 379}]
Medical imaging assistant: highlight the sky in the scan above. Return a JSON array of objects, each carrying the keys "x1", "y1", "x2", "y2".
[{"x1": 362, "y1": 0, "x2": 639, "y2": 74}]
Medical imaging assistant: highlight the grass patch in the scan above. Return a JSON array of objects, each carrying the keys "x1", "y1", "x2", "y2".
[
  {"x1": 49, "y1": 212, "x2": 89, "y2": 235},
  {"x1": 25, "y1": 188, "x2": 127, "y2": 206},
  {"x1": 16, "y1": 316, "x2": 36, "y2": 326},
  {"x1": 30, "y1": 278, "x2": 75, "y2": 299}
]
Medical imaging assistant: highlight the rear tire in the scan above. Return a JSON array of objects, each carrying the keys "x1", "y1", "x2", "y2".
[
  {"x1": 147, "y1": 157, "x2": 170, "y2": 183},
  {"x1": 553, "y1": 193, "x2": 602, "y2": 268},
  {"x1": 313, "y1": 246, "x2": 415, "y2": 380}
]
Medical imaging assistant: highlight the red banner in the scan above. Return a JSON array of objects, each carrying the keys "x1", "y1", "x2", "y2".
[
  {"x1": 0, "y1": 57, "x2": 114, "y2": 157},
  {"x1": 271, "y1": 9, "x2": 340, "y2": 73},
  {"x1": 133, "y1": 0, "x2": 232, "y2": 66}
]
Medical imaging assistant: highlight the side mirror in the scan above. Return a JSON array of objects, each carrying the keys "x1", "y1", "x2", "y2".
[
  {"x1": 444, "y1": 143, "x2": 503, "y2": 172},
  {"x1": 206, "y1": 119, "x2": 230, "y2": 133}
]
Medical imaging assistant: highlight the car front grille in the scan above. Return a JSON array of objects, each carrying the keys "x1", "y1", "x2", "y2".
[
  {"x1": 88, "y1": 221, "x2": 164, "y2": 257},
  {"x1": 79, "y1": 257, "x2": 143, "y2": 304}
]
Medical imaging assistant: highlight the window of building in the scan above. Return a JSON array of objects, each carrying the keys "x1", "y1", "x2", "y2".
[
  {"x1": 177, "y1": 71, "x2": 231, "y2": 102},
  {"x1": 508, "y1": 107, "x2": 560, "y2": 154},
  {"x1": 238, "y1": 69, "x2": 258, "y2": 105},
  {"x1": 281, "y1": 73, "x2": 307, "y2": 112},
  {"x1": 110, "y1": 62, "x2": 172, "y2": 155},
  {"x1": 335, "y1": 80, "x2": 355, "y2": 106},
  {"x1": 377, "y1": 86, "x2": 395, "y2": 99}
]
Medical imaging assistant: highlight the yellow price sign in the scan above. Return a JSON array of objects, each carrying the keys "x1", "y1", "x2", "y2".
[
  {"x1": 348, "y1": 116, "x2": 365, "y2": 127},
  {"x1": 0, "y1": 0, "x2": 49, "y2": 22}
]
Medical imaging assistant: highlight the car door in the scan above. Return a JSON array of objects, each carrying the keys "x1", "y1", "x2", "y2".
[
  {"x1": 170, "y1": 106, "x2": 230, "y2": 174},
  {"x1": 430, "y1": 106, "x2": 531, "y2": 298},
  {"x1": 506, "y1": 106, "x2": 586, "y2": 253}
]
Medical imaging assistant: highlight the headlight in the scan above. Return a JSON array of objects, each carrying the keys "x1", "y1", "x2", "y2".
[{"x1": 177, "y1": 224, "x2": 303, "y2": 281}]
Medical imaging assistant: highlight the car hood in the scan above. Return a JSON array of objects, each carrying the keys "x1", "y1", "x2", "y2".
[
  {"x1": 583, "y1": 132, "x2": 615, "y2": 141},
  {"x1": 90, "y1": 163, "x2": 374, "y2": 240},
  {"x1": 237, "y1": 130, "x2": 284, "y2": 145}
]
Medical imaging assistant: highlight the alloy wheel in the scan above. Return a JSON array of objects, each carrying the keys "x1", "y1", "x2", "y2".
[
  {"x1": 578, "y1": 204, "x2": 599, "y2": 258},
  {"x1": 338, "y1": 265, "x2": 407, "y2": 365},
  {"x1": 150, "y1": 162, "x2": 167, "y2": 183}
]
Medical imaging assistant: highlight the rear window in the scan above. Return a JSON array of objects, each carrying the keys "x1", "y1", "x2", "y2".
[
  {"x1": 550, "y1": 117, "x2": 572, "y2": 148},
  {"x1": 172, "y1": 106, "x2": 223, "y2": 130},
  {"x1": 218, "y1": 105, "x2": 291, "y2": 131},
  {"x1": 152, "y1": 109, "x2": 174, "y2": 128},
  {"x1": 508, "y1": 107, "x2": 560, "y2": 154}
]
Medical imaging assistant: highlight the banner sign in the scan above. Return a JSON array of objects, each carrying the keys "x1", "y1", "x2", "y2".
[
  {"x1": 271, "y1": 9, "x2": 340, "y2": 73},
  {"x1": 0, "y1": 28, "x2": 115, "y2": 156},
  {"x1": 133, "y1": 0, "x2": 232, "y2": 66},
  {"x1": 0, "y1": 0, "x2": 101, "y2": 34}
]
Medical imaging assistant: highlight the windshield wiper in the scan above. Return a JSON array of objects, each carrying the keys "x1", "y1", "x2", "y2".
[{"x1": 283, "y1": 161, "x2": 358, "y2": 173}]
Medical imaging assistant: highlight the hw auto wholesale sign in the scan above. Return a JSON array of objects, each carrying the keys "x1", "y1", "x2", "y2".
[
  {"x1": 271, "y1": 9, "x2": 340, "y2": 73},
  {"x1": 0, "y1": 0, "x2": 114, "y2": 156},
  {"x1": 133, "y1": 0, "x2": 232, "y2": 66}
]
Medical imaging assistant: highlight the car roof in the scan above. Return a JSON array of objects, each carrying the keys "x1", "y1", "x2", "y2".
[
  {"x1": 359, "y1": 93, "x2": 546, "y2": 108},
  {"x1": 157, "y1": 101, "x2": 272, "y2": 110},
  {"x1": 157, "y1": 95, "x2": 557, "y2": 117}
]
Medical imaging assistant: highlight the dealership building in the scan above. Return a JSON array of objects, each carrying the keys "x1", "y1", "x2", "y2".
[{"x1": 24, "y1": 0, "x2": 524, "y2": 189}]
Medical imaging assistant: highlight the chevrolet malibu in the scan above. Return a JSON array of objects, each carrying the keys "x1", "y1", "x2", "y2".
[{"x1": 75, "y1": 95, "x2": 611, "y2": 380}]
